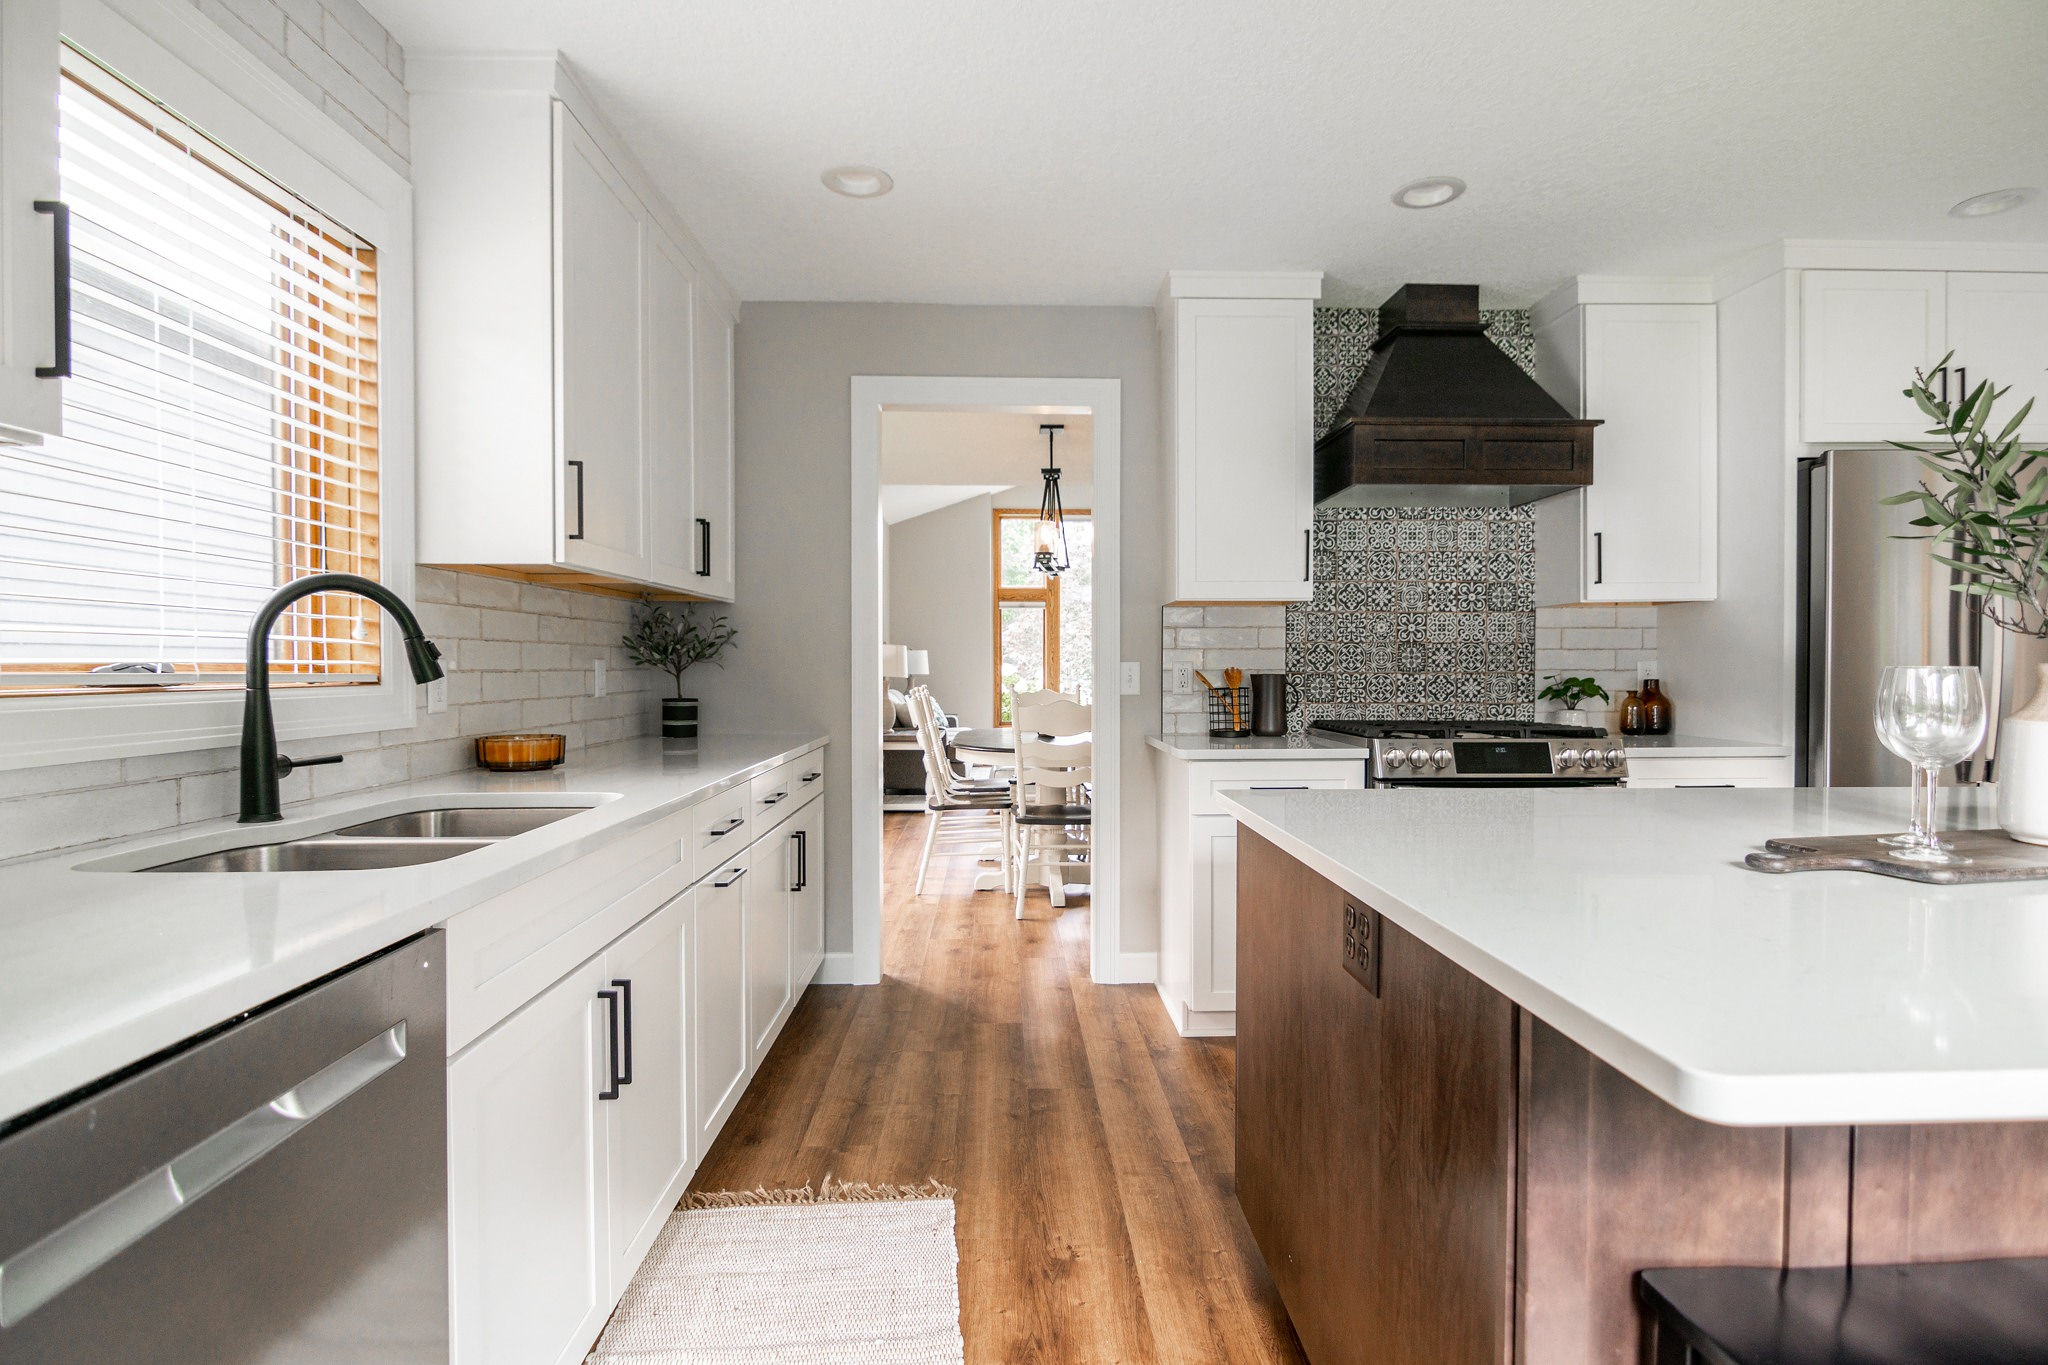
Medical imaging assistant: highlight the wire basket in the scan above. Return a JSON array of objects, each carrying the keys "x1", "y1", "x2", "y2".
[{"x1": 1207, "y1": 687, "x2": 1252, "y2": 738}]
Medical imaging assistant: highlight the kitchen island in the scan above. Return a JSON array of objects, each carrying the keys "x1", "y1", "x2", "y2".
[{"x1": 1223, "y1": 784, "x2": 2048, "y2": 1364}]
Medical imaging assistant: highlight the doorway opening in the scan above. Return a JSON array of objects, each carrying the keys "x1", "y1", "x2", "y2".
[{"x1": 844, "y1": 377, "x2": 1122, "y2": 987}]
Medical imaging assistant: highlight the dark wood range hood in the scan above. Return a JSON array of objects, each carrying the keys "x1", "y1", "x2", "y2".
[{"x1": 1314, "y1": 284, "x2": 1599, "y2": 507}]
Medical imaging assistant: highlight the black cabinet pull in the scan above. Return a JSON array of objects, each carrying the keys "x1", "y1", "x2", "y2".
[
  {"x1": 1592, "y1": 531, "x2": 1604, "y2": 585},
  {"x1": 597, "y1": 988, "x2": 621, "y2": 1100},
  {"x1": 791, "y1": 829, "x2": 808, "y2": 892},
  {"x1": 695, "y1": 517, "x2": 711, "y2": 576},
  {"x1": 1934, "y1": 365, "x2": 1949, "y2": 406},
  {"x1": 33, "y1": 201, "x2": 70, "y2": 379},
  {"x1": 713, "y1": 864, "x2": 747, "y2": 888},
  {"x1": 610, "y1": 977, "x2": 633, "y2": 1087},
  {"x1": 801, "y1": 770, "x2": 821, "y2": 784},
  {"x1": 565, "y1": 460, "x2": 586, "y2": 540},
  {"x1": 1303, "y1": 528, "x2": 1311, "y2": 581},
  {"x1": 1956, "y1": 365, "x2": 1969, "y2": 407}
]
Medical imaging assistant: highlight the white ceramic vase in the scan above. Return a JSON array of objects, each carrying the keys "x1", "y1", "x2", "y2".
[{"x1": 2000, "y1": 664, "x2": 2048, "y2": 845}]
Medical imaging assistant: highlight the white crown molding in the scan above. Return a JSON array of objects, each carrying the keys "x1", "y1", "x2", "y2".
[
  {"x1": 1160, "y1": 270, "x2": 1326, "y2": 306},
  {"x1": 1712, "y1": 238, "x2": 2048, "y2": 299},
  {"x1": 1531, "y1": 275, "x2": 1715, "y2": 328}
]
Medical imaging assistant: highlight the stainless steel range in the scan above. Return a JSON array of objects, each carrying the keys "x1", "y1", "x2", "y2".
[{"x1": 1310, "y1": 719, "x2": 1629, "y2": 787}]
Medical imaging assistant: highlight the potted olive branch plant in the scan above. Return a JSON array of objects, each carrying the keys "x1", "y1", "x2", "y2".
[
  {"x1": 1881, "y1": 354, "x2": 2048, "y2": 840},
  {"x1": 621, "y1": 599, "x2": 738, "y2": 741}
]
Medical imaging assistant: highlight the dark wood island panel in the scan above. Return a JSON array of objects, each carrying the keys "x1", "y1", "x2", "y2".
[{"x1": 1234, "y1": 828, "x2": 2048, "y2": 1365}]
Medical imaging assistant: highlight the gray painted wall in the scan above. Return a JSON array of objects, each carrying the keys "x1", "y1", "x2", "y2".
[
  {"x1": 888, "y1": 495, "x2": 997, "y2": 727},
  {"x1": 697, "y1": 303, "x2": 1166, "y2": 958}
]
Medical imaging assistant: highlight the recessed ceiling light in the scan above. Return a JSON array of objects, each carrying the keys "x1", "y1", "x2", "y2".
[
  {"x1": 1392, "y1": 176, "x2": 1467, "y2": 210},
  {"x1": 822, "y1": 166, "x2": 893, "y2": 199},
  {"x1": 1949, "y1": 187, "x2": 2037, "y2": 218}
]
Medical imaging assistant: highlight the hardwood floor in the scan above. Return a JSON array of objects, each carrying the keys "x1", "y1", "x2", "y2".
[{"x1": 689, "y1": 812, "x2": 1307, "y2": 1363}]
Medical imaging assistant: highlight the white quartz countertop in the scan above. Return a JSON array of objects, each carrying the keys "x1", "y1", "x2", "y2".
[
  {"x1": 0, "y1": 733, "x2": 826, "y2": 1127},
  {"x1": 1623, "y1": 733, "x2": 1793, "y2": 758},
  {"x1": 1145, "y1": 733, "x2": 1367, "y2": 760},
  {"x1": 1221, "y1": 783, "x2": 2048, "y2": 1127}
]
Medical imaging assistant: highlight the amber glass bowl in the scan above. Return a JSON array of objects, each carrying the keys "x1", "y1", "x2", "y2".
[{"x1": 474, "y1": 733, "x2": 566, "y2": 772}]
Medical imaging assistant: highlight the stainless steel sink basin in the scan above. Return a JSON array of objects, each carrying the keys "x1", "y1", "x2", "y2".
[
  {"x1": 143, "y1": 837, "x2": 497, "y2": 874},
  {"x1": 328, "y1": 806, "x2": 586, "y2": 839}
]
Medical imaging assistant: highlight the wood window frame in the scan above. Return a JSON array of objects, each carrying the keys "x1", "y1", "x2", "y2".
[{"x1": 991, "y1": 506, "x2": 1089, "y2": 723}]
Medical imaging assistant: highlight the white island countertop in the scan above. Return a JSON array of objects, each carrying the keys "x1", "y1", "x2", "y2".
[
  {"x1": 0, "y1": 733, "x2": 826, "y2": 1127},
  {"x1": 1221, "y1": 783, "x2": 2048, "y2": 1127}
]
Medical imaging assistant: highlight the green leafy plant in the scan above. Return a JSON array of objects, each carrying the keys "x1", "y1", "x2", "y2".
[
  {"x1": 1883, "y1": 354, "x2": 2048, "y2": 636},
  {"x1": 1538, "y1": 674, "x2": 1610, "y2": 711},
  {"x1": 621, "y1": 599, "x2": 738, "y2": 700}
]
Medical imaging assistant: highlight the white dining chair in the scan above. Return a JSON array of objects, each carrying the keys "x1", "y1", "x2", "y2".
[
  {"x1": 1009, "y1": 689, "x2": 1092, "y2": 919},
  {"x1": 907, "y1": 687, "x2": 1011, "y2": 895}
]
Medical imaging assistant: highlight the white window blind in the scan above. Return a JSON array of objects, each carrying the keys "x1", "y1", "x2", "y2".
[{"x1": 0, "y1": 51, "x2": 381, "y2": 692}]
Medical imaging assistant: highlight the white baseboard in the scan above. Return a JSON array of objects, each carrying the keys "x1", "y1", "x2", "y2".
[
  {"x1": 1113, "y1": 951, "x2": 1157, "y2": 985},
  {"x1": 814, "y1": 951, "x2": 869, "y2": 985},
  {"x1": 1153, "y1": 982, "x2": 1235, "y2": 1037}
]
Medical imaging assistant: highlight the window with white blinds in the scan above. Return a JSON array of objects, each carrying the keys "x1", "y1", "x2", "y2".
[{"x1": 0, "y1": 51, "x2": 381, "y2": 693}]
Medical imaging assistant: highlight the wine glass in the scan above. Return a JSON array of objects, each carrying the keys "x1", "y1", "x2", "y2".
[{"x1": 1874, "y1": 665, "x2": 1988, "y2": 863}]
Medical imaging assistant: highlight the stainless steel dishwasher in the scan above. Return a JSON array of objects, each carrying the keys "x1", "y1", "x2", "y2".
[{"x1": 0, "y1": 932, "x2": 447, "y2": 1363}]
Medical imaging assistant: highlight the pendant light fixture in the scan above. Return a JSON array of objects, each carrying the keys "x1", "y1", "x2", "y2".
[{"x1": 1032, "y1": 423, "x2": 1069, "y2": 576}]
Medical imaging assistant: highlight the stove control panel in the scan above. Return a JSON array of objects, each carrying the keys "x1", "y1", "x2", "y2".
[{"x1": 1368, "y1": 738, "x2": 1628, "y2": 783}]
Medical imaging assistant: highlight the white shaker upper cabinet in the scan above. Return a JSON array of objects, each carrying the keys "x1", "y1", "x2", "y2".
[
  {"x1": 0, "y1": 0, "x2": 61, "y2": 445},
  {"x1": 1799, "y1": 270, "x2": 1947, "y2": 443},
  {"x1": 1533, "y1": 300, "x2": 1718, "y2": 604},
  {"x1": 1946, "y1": 272, "x2": 2048, "y2": 444},
  {"x1": 411, "y1": 55, "x2": 737, "y2": 599},
  {"x1": 554, "y1": 105, "x2": 647, "y2": 580},
  {"x1": 692, "y1": 299, "x2": 737, "y2": 600},
  {"x1": 643, "y1": 231, "x2": 698, "y2": 589},
  {"x1": 1161, "y1": 273, "x2": 1322, "y2": 603}
]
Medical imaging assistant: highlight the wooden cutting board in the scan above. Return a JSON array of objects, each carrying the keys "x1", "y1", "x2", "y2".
[{"x1": 1747, "y1": 829, "x2": 2048, "y2": 883}]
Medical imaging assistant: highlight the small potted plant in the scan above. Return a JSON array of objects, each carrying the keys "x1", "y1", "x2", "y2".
[
  {"x1": 1538, "y1": 674, "x2": 1610, "y2": 726},
  {"x1": 622, "y1": 599, "x2": 737, "y2": 740}
]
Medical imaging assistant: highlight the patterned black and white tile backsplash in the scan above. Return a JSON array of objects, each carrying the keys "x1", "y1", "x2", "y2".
[{"x1": 1285, "y1": 505, "x2": 1536, "y2": 734}]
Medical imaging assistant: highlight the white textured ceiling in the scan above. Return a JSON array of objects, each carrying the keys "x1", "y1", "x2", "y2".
[
  {"x1": 879, "y1": 411, "x2": 1094, "y2": 486},
  {"x1": 376, "y1": 0, "x2": 2048, "y2": 306}
]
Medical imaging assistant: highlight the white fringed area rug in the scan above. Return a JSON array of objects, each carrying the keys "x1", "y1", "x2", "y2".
[{"x1": 587, "y1": 1177, "x2": 963, "y2": 1364}]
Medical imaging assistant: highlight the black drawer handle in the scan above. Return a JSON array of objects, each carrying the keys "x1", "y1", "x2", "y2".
[
  {"x1": 801, "y1": 771, "x2": 822, "y2": 783},
  {"x1": 707, "y1": 816, "x2": 745, "y2": 839},
  {"x1": 713, "y1": 864, "x2": 747, "y2": 888},
  {"x1": 610, "y1": 977, "x2": 633, "y2": 1087},
  {"x1": 761, "y1": 791, "x2": 786, "y2": 806},
  {"x1": 597, "y1": 988, "x2": 621, "y2": 1100},
  {"x1": 33, "y1": 200, "x2": 70, "y2": 379}
]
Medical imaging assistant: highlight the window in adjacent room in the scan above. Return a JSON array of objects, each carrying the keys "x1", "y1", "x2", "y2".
[
  {"x1": 992, "y1": 506, "x2": 1092, "y2": 723},
  {"x1": 0, "y1": 49, "x2": 382, "y2": 695}
]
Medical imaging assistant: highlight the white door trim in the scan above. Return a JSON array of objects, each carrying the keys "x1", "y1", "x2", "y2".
[{"x1": 835, "y1": 375, "x2": 1123, "y2": 986}]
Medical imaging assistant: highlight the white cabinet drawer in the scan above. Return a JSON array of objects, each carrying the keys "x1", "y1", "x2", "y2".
[
  {"x1": 1624, "y1": 753, "x2": 1793, "y2": 789},
  {"x1": 1188, "y1": 759, "x2": 1366, "y2": 817},
  {"x1": 690, "y1": 783, "x2": 754, "y2": 867},
  {"x1": 750, "y1": 758, "x2": 804, "y2": 831}
]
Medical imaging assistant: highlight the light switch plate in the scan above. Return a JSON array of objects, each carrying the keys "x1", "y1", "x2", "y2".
[
  {"x1": 592, "y1": 658, "x2": 607, "y2": 697},
  {"x1": 426, "y1": 677, "x2": 447, "y2": 714},
  {"x1": 1119, "y1": 662, "x2": 1140, "y2": 695}
]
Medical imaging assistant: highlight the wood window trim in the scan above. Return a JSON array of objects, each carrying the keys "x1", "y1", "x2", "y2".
[{"x1": 991, "y1": 507, "x2": 1090, "y2": 723}]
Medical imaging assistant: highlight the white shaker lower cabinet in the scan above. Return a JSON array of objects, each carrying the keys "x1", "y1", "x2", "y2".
[
  {"x1": 690, "y1": 850, "x2": 751, "y2": 1156},
  {"x1": 602, "y1": 897, "x2": 690, "y2": 1285},
  {"x1": 1153, "y1": 751, "x2": 1366, "y2": 1036},
  {"x1": 448, "y1": 744, "x2": 827, "y2": 1365},
  {"x1": 448, "y1": 955, "x2": 613, "y2": 1365},
  {"x1": 788, "y1": 792, "x2": 825, "y2": 985}
]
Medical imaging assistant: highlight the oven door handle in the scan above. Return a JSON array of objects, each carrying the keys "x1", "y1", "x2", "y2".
[{"x1": 0, "y1": 1022, "x2": 408, "y2": 1328}]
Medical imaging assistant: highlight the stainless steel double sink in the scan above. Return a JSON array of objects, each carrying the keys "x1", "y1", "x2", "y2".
[{"x1": 136, "y1": 805, "x2": 591, "y2": 873}]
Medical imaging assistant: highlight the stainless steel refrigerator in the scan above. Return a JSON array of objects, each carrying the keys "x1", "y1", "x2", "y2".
[{"x1": 1798, "y1": 448, "x2": 2021, "y2": 788}]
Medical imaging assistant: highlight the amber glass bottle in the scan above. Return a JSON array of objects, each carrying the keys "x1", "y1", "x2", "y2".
[
  {"x1": 1640, "y1": 678, "x2": 1673, "y2": 735},
  {"x1": 1618, "y1": 689, "x2": 1646, "y2": 735}
]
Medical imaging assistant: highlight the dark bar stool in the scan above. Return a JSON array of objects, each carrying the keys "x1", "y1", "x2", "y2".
[{"x1": 1638, "y1": 1258, "x2": 2048, "y2": 1364}]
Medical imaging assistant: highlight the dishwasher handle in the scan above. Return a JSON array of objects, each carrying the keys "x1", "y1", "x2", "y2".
[{"x1": 0, "y1": 1021, "x2": 408, "y2": 1329}]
